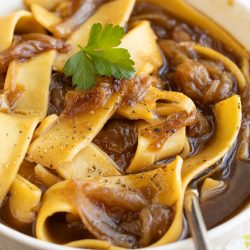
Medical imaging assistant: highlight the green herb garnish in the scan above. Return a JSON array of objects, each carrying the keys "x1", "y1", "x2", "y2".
[{"x1": 64, "y1": 23, "x2": 136, "y2": 90}]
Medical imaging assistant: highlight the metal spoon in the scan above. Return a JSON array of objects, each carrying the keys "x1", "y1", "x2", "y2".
[{"x1": 184, "y1": 188, "x2": 214, "y2": 250}]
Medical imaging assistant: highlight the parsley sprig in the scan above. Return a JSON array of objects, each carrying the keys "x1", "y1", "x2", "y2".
[{"x1": 64, "y1": 23, "x2": 136, "y2": 90}]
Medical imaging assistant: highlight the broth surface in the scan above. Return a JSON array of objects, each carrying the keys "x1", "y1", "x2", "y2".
[{"x1": 0, "y1": 0, "x2": 249, "y2": 244}]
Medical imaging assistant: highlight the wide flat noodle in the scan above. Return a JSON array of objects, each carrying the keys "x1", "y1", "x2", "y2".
[
  {"x1": 182, "y1": 95, "x2": 242, "y2": 185},
  {"x1": 119, "y1": 87, "x2": 196, "y2": 173},
  {"x1": 35, "y1": 181, "x2": 78, "y2": 242},
  {"x1": 35, "y1": 94, "x2": 241, "y2": 248},
  {"x1": 0, "y1": 50, "x2": 55, "y2": 201},
  {"x1": 127, "y1": 126, "x2": 186, "y2": 173},
  {"x1": 36, "y1": 157, "x2": 183, "y2": 246},
  {"x1": 0, "y1": 1, "x2": 244, "y2": 248},
  {"x1": 117, "y1": 86, "x2": 196, "y2": 121},
  {"x1": 0, "y1": 113, "x2": 39, "y2": 203},
  {"x1": 83, "y1": 156, "x2": 182, "y2": 206},
  {"x1": 57, "y1": 142, "x2": 121, "y2": 180},
  {"x1": 152, "y1": 95, "x2": 242, "y2": 247},
  {"x1": 4, "y1": 50, "x2": 56, "y2": 120},
  {"x1": 28, "y1": 85, "x2": 194, "y2": 175},
  {"x1": 54, "y1": 0, "x2": 136, "y2": 71},
  {"x1": 0, "y1": 10, "x2": 45, "y2": 52},
  {"x1": 34, "y1": 164, "x2": 62, "y2": 187},
  {"x1": 65, "y1": 240, "x2": 111, "y2": 249},
  {"x1": 31, "y1": 4, "x2": 61, "y2": 33},
  {"x1": 24, "y1": 0, "x2": 62, "y2": 10},
  {"x1": 9, "y1": 174, "x2": 41, "y2": 223},
  {"x1": 32, "y1": 5, "x2": 162, "y2": 75},
  {"x1": 33, "y1": 114, "x2": 58, "y2": 139},
  {"x1": 27, "y1": 94, "x2": 121, "y2": 169},
  {"x1": 120, "y1": 21, "x2": 163, "y2": 75}
]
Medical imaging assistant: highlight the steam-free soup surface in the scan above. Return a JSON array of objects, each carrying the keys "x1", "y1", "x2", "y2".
[{"x1": 0, "y1": 0, "x2": 249, "y2": 245}]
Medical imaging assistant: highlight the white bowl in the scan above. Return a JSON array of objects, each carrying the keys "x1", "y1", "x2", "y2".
[{"x1": 0, "y1": 1, "x2": 250, "y2": 250}]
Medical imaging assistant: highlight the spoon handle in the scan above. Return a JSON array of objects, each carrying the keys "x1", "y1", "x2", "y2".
[{"x1": 184, "y1": 189, "x2": 214, "y2": 250}]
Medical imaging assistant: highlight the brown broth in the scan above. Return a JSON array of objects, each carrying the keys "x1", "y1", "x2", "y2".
[
  {"x1": 132, "y1": 2, "x2": 239, "y2": 64},
  {"x1": 0, "y1": 0, "x2": 249, "y2": 245},
  {"x1": 0, "y1": 73, "x2": 5, "y2": 90},
  {"x1": 18, "y1": 160, "x2": 47, "y2": 191},
  {"x1": 200, "y1": 160, "x2": 250, "y2": 229},
  {"x1": 48, "y1": 72, "x2": 73, "y2": 116},
  {"x1": 45, "y1": 213, "x2": 94, "y2": 244},
  {"x1": 93, "y1": 119, "x2": 138, "y2": 171},
  {"x1": 0, "y1": 198, "x2": 34, "y2": 236}
]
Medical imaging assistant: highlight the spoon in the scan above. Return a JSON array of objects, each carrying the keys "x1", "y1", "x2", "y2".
[{"x1": 184, "y1": 188, "x2": 214, "y2": 250}]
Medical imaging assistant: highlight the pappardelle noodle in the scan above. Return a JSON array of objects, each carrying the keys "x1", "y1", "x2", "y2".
[{"x1": 0, "y1": 0, "x2": 249, "y2": 249}]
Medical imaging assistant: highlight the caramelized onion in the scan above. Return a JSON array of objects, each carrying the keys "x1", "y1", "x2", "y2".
[
  {"x1": 132, "y1": 2, "x2": 177, "y2": 31},
  {"x1": 63, "y1": 80, "x2": 114, "y2": 117},
  {"x1": 48, "y1": 72, "x2": 73, "y2": 116},
  {"x1": 159, "y1": 40, "x2": 197, "y2": 68},
  {"x1": 160, "y1": 40, "x2": 236, "y2": 105},
  {"x1": 63, "y1": 75, "x2": 154, "y2": 117},
  {"x1": 71, "y1": 182, "x2": 145, "y2": 248},
  {"x1": 237, "y1": 85, "x2": 250, "y2": 160},
  {"x1": 173, "y1": 61, "x2": 212, "y2": 101},
  {"x1": 76, "y1": 193, "x2": 138, "y2": 248},
  {"x1": 68, "y1": 181, "x2": 174, "y2": 248},
  {"x1": 119, "y1": 75, "x2": 154, "y2": 106},
  {"x1": 139, "y1": 204, "x2": 173, "y2": 247},
  {"x1": 172, "y1": 24, "x2": 193, "y2": 42},
  {"x1": 0, "y1": 34, "x2": 70, "y2": 74},
  {"x1": 188, "y1": 111, "x2": 212, "y2": 138},
  {"x1": 84, "y1": 184, "x2": 148, "y2": 212},
  {"x1": 53, "y1": 0, "x2": 108, "y2": 38},
  {"x1": 134, "y1": 1, "x2": 238, "y2": 61},
  {"x1": 142, "y1": 112, "x2": 198, "y2": 149},
  {"x1": 173, "y1": 60, "x2": 236, "y2": 104},
  {"x1": 131, "y1": 13, "x2": 177, "y2": 30},
  {"x1": 93, "y1": 119, "x2": 138, "y2": 170}
]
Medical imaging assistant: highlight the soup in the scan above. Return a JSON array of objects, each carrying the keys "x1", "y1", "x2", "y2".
[{"x1": 0, "y1": 0, "x2": 249, "y2": 249}]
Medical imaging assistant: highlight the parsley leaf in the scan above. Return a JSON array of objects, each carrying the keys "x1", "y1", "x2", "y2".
[
  {"x1": 64, "y1": 23, "x2": 135, "y2": 90},
  {"x1": 87, "y1": 23, "x2": 125, "y2": 49},
  {"x1": 64, "y1": 51, "x2": 95, "y2": 90},
  {"x1": 90, "y1": 48, "x2": 135, "y2": 79}
]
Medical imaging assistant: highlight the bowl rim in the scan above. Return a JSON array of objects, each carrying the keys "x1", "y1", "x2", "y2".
[
  {"x1": 0, "y1": 0, "x2": 250, "y2": 249},
  {"x1": 0, "y1": 205, "x2": 249, "y2": 250}
]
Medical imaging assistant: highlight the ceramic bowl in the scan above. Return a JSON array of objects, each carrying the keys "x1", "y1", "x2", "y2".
[{"x1": 0, "y1": 1, "x2": 249, "y2": 249}]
